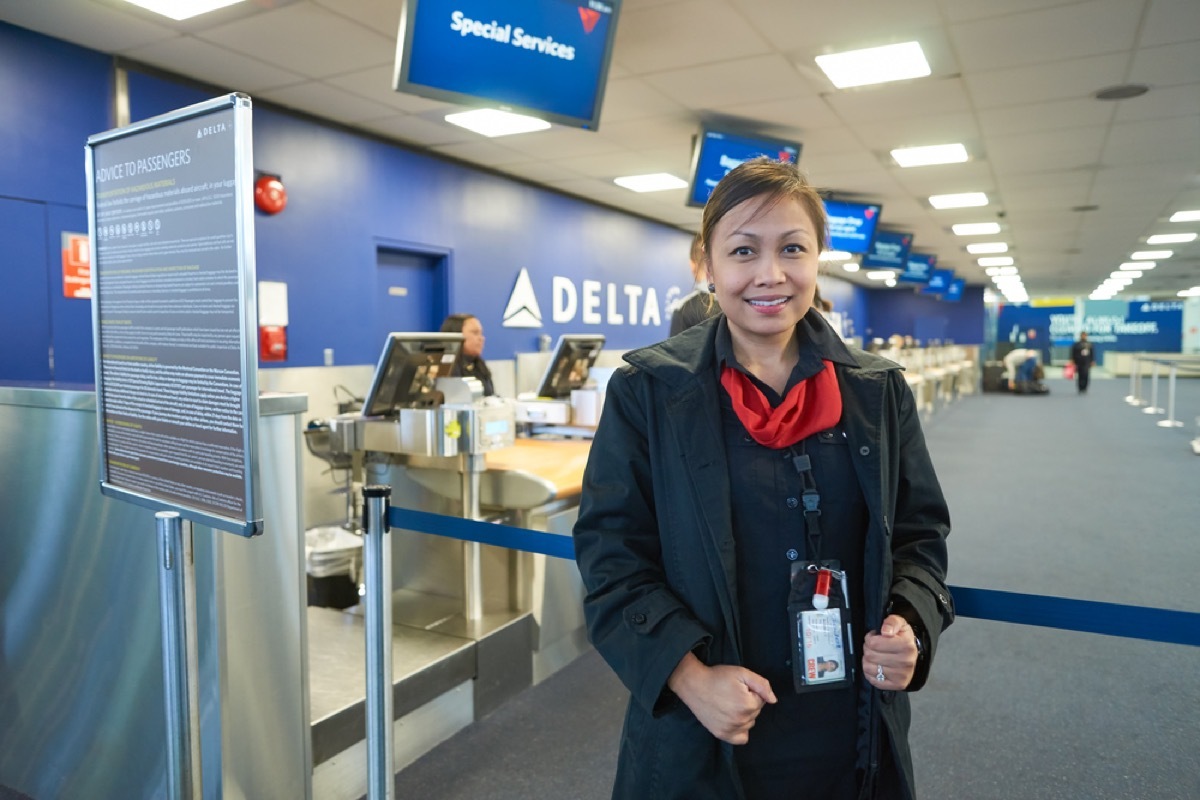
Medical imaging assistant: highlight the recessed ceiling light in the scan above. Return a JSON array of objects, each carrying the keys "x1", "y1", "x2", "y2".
[
  {"x1": 1170, "y1": 210, "x2": 1200, "y2": 223},
  {"x1": 1146, "y1": 233, "x2": 1196, "y2": 245},
  {"x1": 977, "y1": 256, "x2": 1013, "y2": 267},
  {"x1": 815, "y1": 42, "x2": 931, "y2": 89},
  {"x1": 930, "y1": 192, "x2": 988, "y2": 209},
  {"x1": 866, "y1": 270, "x2": 896, "y2": 280},
  {"x1": 445, "y1": 109, "x2": 551, "y2": 137},
  {"x1": 1131, "y1": 250, "x2": 1172, "y2": 260},
  {"x1": 819, "y1": 250, "x2": 853, "y2": 261},
  {"x1": 120, "y1": 0, "x2": 246, "y2": 20},
  {"x1": 966, "y1": 242, "x2": 1008, "y2": 254},
  {"x1": 842, "y1": 262, "x2": 860, "y2": 273},
  {"x1": 612, "y1": 173, "x2": 688, "y2": 193},
  {"x1": 890, "y1": 143, "x2": 968, "y2": 168},
  {"x1": 1121, "y1": 261, "x2": 1153, "y2": 270},
  {"x1": 952, "y1": 222, "x2": 1002, "y2": 236},
  {"x1": 885, "y1": 278, "x2": 897, "y2": 287}
]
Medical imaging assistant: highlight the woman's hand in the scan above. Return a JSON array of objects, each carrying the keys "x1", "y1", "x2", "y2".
[
  {"x1": 667, "y1": 651, "x2": 777, "y2": 744},
  {"x1": 863, "y1": 614, "x2": 919, "y2": 690}
]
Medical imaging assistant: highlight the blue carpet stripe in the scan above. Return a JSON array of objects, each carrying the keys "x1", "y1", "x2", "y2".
[{"x1": 386, "y1": 506, "x2": 1200, "y2": 647}]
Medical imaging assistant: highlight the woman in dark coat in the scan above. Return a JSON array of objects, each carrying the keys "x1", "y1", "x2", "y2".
[{"x1": 573, "y1": 158, "x2": 953, "y2": 799}]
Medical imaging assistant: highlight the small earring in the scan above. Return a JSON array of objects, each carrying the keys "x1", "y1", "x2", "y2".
[{"x1": 707, "y1": 282, "x2": 716, "y2": 293}]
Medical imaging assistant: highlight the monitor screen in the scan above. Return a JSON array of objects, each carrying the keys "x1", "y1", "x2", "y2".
[
  {"x1": 861, "y1": 229, "x2": 913, "y2": 269},
  {"x1": 899, "y1": 252, "x2": 936, "y2": 284},
  {"x1": 921, "y1": 268, "x2": 956, "y2": 296},
  {"x1": 686, "y1": 129, "x2": 802, "y2": 208},
  {"x1": 535, "y1": 334, "x2": 606, "y2": 398},
  {"x1": 943, "y1": 277, "x2": 966, "y2": 302},
  {"x1": 362, "y1": 332, "x2": 463, "y2": 417},
  {"x1": 393, "y1": 0, "x2": 622, "y2": 131},
  {"x1": 823, "y1": 199, "x2": 882, "y2": 254}
]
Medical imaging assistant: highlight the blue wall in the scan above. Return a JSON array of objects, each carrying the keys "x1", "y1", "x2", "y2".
[
  {"x1": 1, "y1": 21, "x2": 987, "y2": 384},
  {"x1": 864, "y1": 284, "x2": 986, "y2": 345}
]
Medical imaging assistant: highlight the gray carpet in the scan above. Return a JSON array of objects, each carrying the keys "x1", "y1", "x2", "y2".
[{"x1": 383, "y1": 372, "x2": 1200, "y2": 800}]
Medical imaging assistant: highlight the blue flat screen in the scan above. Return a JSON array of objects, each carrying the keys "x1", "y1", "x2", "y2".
[
  {"x1": 395, "y1": 0, "x2": 621, "y2": 130},
  {"x1": 687, "y1": 129, "x2": 802, "y2": 207},
  {"x1": 943, "y1": 277, "x2": 965, "y2": 302},
  {"x1": 823, "y1": 199, "x2": 881, "y2": 254},
  {"x1": 862, "y1": 229, "x2": 912, "y2": 269},
  {"x1": 899, "y1": 252, "x2": 936, "y2": 284},
  {"x1": 921, "y1": 268, "x2": 956, "y2": 295}
]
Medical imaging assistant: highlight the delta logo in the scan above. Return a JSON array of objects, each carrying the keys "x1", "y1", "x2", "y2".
[
  {"x1": 579, "y1": 1, "x2": 612, "y2": 33},
  {"x1": 502, "y1": 267, "x2": 664, "y2": 329},
  {"x1": 864, "y1": 207, "x2": 876, "y2": 220},
  {"x1": 777, "y1": 150, "x2": 794, "y2": 162}
]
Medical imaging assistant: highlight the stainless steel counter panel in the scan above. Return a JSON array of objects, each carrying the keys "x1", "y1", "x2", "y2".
[{"x1": 0, "y1": 387, "x2": 309, "y2": 800}]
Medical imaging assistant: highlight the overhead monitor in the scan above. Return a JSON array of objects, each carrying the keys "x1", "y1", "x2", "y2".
[
  {"x1": 823, "y1": 198, "x2": 882, "y2": 254},
  {"x1": 362, "y1": 332, "x2": 463, "y2": 417},
  {"x1": 943, "y1": 277, "x2": 966, "y2": 302},
  {"x1": 921, "y1": 268, "x2": 956, "y2": 296},
  {"x1": 862, "y1": 229, "x2": 913, "y2": 270},
  {"x1": 535, "y1": 334, "x2": 605, "y2": 398},
  {"x1": 393, "y1": 0, "x2": 622, "y2": 131},
  {"x1": 686, "y1": 128, "x2": 802, "y2": 207},
  {"x1": 899, "y1": 252, "x2": 936, "y2": 284}
]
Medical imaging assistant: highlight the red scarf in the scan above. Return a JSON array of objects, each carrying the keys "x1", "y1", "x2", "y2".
[{"x1": 720, "y1": 360, "x2": 843, "y2": 449}]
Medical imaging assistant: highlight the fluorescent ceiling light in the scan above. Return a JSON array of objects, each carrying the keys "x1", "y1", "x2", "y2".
[
  {"x1": 977, "y1": 256, "x2": 1013, "y2": 267},
  {"x1": 815, "y1": 41, "x2": 931, "y2": 89},
  {"x1": 866, "y1": 270, "x2": 896, "y2": 281},
  {"x1": 930, "y1": 192, "x2": 988, "y2": 209},
  {"x1": 1113, "y1": 270, "x2": 1141, "y2": 279},
  {"x1": 1170, "y1": 210, "x2": 1200, "y2": 223},
  {"x1": 819, "y1": 250, "x2": 853, "y2": 261},
  {"x1": 444, "y1": 109, "x2": 551, "y2": 137},
  {"x1": 966, "y1": 242, "x2": 1008, "y2": 254},
  {"x1": 1131, "y1": 250, "x2": 1172, "y2": 260},
  {"x1": 842, "y1": 262, "x2": 860, "y2": 273},
  {"x1": 1121, "y1": 261, "x2": 1153, "y2": 270},
  {"x1": 1146, "y1": 233, "x2": 1196, "y2": 245},
  {"x1": 1177, "y1": 287, "x2": 1200, "y2": 297},
  {"x1": 612, "y1": 173, "x2": 688, "y2": 193},
  {"x1": 120, "y1": 0, "x2": 246, "y2": 20},
  {"x1": 890, "y1": 143, "x2": 968, "y2": 168},
  {"x1": 952, "y1": 222, "x2": 1001, "y2": 236}
]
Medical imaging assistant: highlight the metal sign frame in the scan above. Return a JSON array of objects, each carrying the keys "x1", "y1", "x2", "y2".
[{"x1": 86, "y1": 93, "x2": 262, "y2": 537}]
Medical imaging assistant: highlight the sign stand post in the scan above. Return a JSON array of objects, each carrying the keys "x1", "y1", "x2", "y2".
[
  {"x1": 363, "y1": 485, "x2": 394, "y2": 800},
  {"x1": 156, "y1": 511, "x2": 202, "y2": 800}
]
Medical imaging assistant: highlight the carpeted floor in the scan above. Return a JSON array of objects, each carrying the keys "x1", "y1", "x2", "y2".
[{"x1": 380, "y1": 372, "x2": 1200, "y2": 800}]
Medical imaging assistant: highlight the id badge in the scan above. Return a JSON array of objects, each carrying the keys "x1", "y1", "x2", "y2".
[{"x1": 787, "y1": 561, "x2": 855, "y2": 693}]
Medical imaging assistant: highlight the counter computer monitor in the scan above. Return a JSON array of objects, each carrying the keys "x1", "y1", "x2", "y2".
[
  {"x1": 362, "y1": 332, "x2": 463, "y2": 417},
  {"x1": 535, "y1": 334, "x2": 605, "y2": 398},
  {"x1": 393, "y1": 0, "x2": 623, "y2": 131}
]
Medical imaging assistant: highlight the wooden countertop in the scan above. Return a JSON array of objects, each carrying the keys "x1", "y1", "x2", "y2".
[{"x1": 485, "y1": 438, "x2": 593, "y2": 500}]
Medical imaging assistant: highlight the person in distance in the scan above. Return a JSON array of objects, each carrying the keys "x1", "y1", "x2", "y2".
[
  {"x1": 439, "y1": 313, "x2": 494, "y2": 396},
  {"x1": 574, "y1": 157, "x2": 953, "y2": 799}
]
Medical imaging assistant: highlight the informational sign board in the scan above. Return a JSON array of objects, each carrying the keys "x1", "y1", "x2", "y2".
[{"x1": 86, "y1": 94, "x2": 262, "y2": 537}]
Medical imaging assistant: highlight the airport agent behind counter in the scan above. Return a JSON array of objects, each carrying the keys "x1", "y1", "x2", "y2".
[
  {"x1": 439, "y1": 313, "x2": 494, "y2": 396},
  {"x1": 573, "y1": 157, "x2": 953, "y2": 800}
]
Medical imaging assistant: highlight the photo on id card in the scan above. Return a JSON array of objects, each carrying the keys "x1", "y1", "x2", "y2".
[{"x1": 801, "y1": 608, "x2": 846, "y2": 684}]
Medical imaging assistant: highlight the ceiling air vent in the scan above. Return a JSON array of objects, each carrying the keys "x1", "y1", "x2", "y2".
[{"x1": 1094, "y1": 84, "x2": 1149, "y2": 100}]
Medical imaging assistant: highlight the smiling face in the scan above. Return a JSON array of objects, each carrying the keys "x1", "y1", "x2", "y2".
[{"x1": 705, "y1": 194, "x2": 821, "y2": 354}]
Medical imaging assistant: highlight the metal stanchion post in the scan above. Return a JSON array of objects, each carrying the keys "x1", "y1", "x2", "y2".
[
  {"x1": 362, "y1": 485, "x2": 394, "y2": 800},
  {"x1": 1156, "y1": 363, "x2": 1184, "y2": 428},
  {"x1": 1126, "y1": 354, "x2": 1145, "y2": 405},
  {"x1": 1143, "y1": 360, "x2": 1164, "y2": 415},
  {"x1": 462, "y1": 452, "x2": 485, "y2": 623},
  {"x1": 156, "y1": 511, "x2": 202, "y2": 800}
]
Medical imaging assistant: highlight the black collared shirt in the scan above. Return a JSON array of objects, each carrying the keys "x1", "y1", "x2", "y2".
[{"x1": 715, "y1": 312, "x2": 867, "y2": 799}]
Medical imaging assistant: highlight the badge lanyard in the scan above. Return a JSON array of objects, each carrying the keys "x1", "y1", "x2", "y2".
[{"x1": 786, "y1": 441, "x2": 855, "y2": 691}]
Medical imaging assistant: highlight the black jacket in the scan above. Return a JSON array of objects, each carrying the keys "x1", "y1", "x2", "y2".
[{"x1": 573, "y1": 314, "x2": 953, "y2": 799}]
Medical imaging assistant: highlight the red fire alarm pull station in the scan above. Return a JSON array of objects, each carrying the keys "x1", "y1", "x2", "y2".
[{"x1": 259, "y1": 325, "x2": 287, "y2": 361}]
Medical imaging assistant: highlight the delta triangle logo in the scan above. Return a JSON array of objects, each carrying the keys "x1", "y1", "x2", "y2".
[
  {"x1": 502, "y1": 267, "x2": 544, "y2": 328},
  {"x1": 578, "y1": 7, "x2": 601, "y2": 34}
]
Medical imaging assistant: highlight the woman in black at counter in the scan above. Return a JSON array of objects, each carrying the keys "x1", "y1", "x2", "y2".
[
  {"x1": 573, "y1": 157, "x2": 953, "y2": 799},
  {"x1": 440, "y1": 313, "x2": 494, "y2": 396}
]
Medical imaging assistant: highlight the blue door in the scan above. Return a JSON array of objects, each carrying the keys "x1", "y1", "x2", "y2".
[{"x1": 371, "y1": 247, "x2": 448, "y2": 356}]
